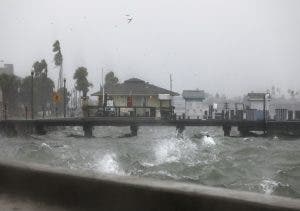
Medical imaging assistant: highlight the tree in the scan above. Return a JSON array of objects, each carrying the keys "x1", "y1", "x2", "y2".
[
  {"x1": 52, "y1": 40, "x2": 63, "y2": 89},
  {"x1": 0, "y1": 74, "x2": 21, "y2": 115},
  {"x1": 20, "y1": 61, "x2": 55, "y2": 114},
  {"x1": 73, "y1": 67, "x2": 92, "y2": 97},
  {"x1": 105, "y1": 71, "x2": 119, "y2": 87},
  {"x1": 33, "y1": 59, "x2": 48, "y2": 77},
  {"x1": 287, "y1": 89, "x2": 299, "y2": 99}
]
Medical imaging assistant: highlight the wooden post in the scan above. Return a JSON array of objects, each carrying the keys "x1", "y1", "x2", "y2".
[
  {"x1": 130, "y1": 124, "x2": 138, "y2": 136},
  {"x1": 4, "y1": 104, "x2": 7, "y2": 120},
  {"x1": 63, "y1": 78, "x2": 66, "y2": 118},
  {"x1": 222, "y1": 124, "x2": 231, "y2": 137},
  {"x1": 25, "y1": 106, "x2": 28, "y2": 120},
  {"x1": 83, "y1": 124, "x2": 93, "y2": 138},
  {"x1": 31, "y1": 71, "x2": 34, "y2": 120}
]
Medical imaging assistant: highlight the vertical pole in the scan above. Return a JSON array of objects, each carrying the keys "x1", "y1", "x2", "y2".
[
  {"x1": 184, "y1": 100, "x2": 186, "y2": 119},
  {"x1": 31, "y1": 71, "x2": 34, "y2": 120},
  {"x1": 169, "y1": 74, "x2": 172, "y2": 92},
  {"x1": 263, "y1": 93, "x2": 266, "y2": 134},
  {"x1": 102, "y1": 68, "x2": 105, "y2": 107},
  {"x1": 63, "y1": 78, "x2": 66, "y2": 117},
  {"x1": 4, "y1": 104, "x2": 7, "y2": 120},
  {"x1": 25, "y1": 106, "x2": 28, "y2": 120}
]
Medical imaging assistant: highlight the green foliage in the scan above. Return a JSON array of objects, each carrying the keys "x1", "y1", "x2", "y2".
[
  {"x1": 52, "y1": 40, "x2": 63, "y2": 66},
  {"x1": 20, "y1": 74, "x2": 55, "y2": 112},
  {"x1": 0, "y1": 74, "x2": 21, "y2": 114},
  {"x1": 33, "y1": 59, "x2": 48, "y2": 77},
  {"x1": 105, "y1": 71, "x2": 119, "y2": 87},
  {"x1": 73, "y1": 67, "x2": 92, "y2": 97}
]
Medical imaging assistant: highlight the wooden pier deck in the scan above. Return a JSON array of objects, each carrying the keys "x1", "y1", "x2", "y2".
[{"x1": 1, "y1": 117, "x2": 300, "y2": 137}]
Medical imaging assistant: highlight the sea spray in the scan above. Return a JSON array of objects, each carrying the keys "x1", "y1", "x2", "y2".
[
  {"x1": 202, "y1": 135, "x2": 216, "y2": 146},
  {"x1": 94, "y1": 153, "x2": 126, "y2": 175}
]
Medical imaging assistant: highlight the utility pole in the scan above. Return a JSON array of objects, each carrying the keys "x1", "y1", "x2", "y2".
[
  {"x1": 63, "y1": 78, "x2": 66, "y2": 117},
  {"x1": 31, "y1": 71, "x2": 34, "y2": 119},
  {"x1": 102, "y1": 68, "x2": 105, "y2": 107},
  {"x1": 169, "y1": 74, "x2": 173, "y2": 92}
]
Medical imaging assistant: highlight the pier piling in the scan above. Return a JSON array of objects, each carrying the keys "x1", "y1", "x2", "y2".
[
  {"x1": 83, "y1": 124, "x2": 93, "y2": 138},
  {"x1": 130, "y1": 124, "x2": 138, "y2": 136},
  {"x1": 223, "y1": 124, "x2": 231, "y2": 137}
]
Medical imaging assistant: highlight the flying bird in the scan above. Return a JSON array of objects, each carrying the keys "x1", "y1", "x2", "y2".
[
  {"x1": 127, "y1": 17, "x2": 133, "y2": 23},
  {"x1": 125, "y1": 14, "x2": 133, "y2": 23}
]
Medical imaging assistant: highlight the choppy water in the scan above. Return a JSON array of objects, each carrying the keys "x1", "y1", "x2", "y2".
[{"x1": 0, "y1": 126, "x2": 300, "y2": 199}]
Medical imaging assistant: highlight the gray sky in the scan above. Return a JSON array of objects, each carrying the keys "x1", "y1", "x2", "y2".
[{"x1": 0, "y1": 0, "x2": 299, "y2": 97}]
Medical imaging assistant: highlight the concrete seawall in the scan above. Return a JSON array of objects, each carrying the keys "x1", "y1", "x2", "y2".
[{"x1": 0, "y1": 159, "x2": 299, "y2": 211}]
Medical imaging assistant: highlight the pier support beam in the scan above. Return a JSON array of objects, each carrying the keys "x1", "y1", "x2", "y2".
[
  {"x1": 83, "y1": 124, "x2": 93, "y2": 138},
  {"x1": 176, "y1": 125, "x2": 185, "y2": 134},
  {"x1": 0, "y1": 123, "x2": 17, "y2": 137},
  {"x1": 238, "y1": 126, "x2": 251, "y2": 137},
  {"x1": 130, "y1": 124, "x2": 138, "y2": 136},
  {"x1": 176, "y1": 125, "x2": 185, "y2": 138},
  {"x1": 35, "y1": 124, "x2": 46, "y2": 135},
  {"x1": 222, "y1": 124, "x2": 231, "y2": 137}
]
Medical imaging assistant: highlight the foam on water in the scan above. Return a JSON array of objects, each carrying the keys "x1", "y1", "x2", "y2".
[
  {"x1": 40, "y1": 143, "x2": 52, "y2": 150},
  {"x1": 154, "y1": 137, "x2": 197, "y2": 165},
  {"x1": 94, "y1": 153, "x2": 125, "y2": 175},
  {"x1": 260, "y1": 178, "x2": 279, "y2": 195},
  {"x1": 0, "y1": 127, "x2": 299, "y2": 199},
  {"x1": 202, "y1": 135, "x2": 216, "y2": 146}
]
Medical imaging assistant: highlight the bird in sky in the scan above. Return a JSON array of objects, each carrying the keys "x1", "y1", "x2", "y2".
[
  {"x1": 125, "y1": 14, "x2": 133, "y2": 24},
  {"x1": 127, "y1": 17, "x2": 133, "y2": 23}
]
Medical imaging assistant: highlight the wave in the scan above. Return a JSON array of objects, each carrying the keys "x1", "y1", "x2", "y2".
[
  {"x1": 94, "y1": 153, "x2": 126, "y2": 176},
  {"x1": 153, "y1": 137, "x2": 197, "y2": 165},
  {"x1": 202, "y1": 135, "x2": 216, "y2": 146},
  {"x1": 260, "y1": 178, "x2": 279, "y2": 195}
]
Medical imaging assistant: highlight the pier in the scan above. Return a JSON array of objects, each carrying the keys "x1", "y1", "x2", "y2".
[{"x1": 1, "y1": 117, "x2": 300, "y2": 137}]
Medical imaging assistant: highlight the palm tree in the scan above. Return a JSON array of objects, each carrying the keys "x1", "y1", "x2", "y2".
[
  {"x1": 52, "y1": 40, "x2": 63, "y2": 89},
  {"x1": 73, "y1": 67, "x2": 92, "y2": 97}
]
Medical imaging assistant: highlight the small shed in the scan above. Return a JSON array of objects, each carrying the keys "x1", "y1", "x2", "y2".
[
  {"x1": 182, "y1": 90, "x2": 207, "y2": 119},
  {"x1": 245, "y1": 92, "x2": 271, "y2": 120}
]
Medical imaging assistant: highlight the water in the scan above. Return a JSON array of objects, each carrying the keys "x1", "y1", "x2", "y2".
[{"x1": 0, "y1": 126, "x2": 300, "y2": 199}]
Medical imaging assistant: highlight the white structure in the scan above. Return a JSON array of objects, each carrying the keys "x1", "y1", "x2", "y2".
[
  {"x1": 0, "y1": 63, "x2": 14, "y2": 75},
  {"x1": 245, "y1": 92, "x2": 271, "y2": 120},
  {"x1": 182, "y1": 90, "x2": 207, "y2": 119},
  {"x1": 246, "y1": 93, "x2": 271, "y2": 110}
]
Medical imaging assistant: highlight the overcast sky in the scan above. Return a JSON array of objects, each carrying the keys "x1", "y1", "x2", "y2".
[{"x1": 0, "y1": 0, "x2": 299, "y2": 97}]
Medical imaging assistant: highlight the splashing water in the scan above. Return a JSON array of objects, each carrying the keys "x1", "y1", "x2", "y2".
[
  {"x1": 202, "y1": 135, "x2": 216, "y2": 146},
  {"x1": 260, "y1": 179, "x2": 279, "y2": 195},
  {"x1": 154, "y1": 137, "x2": 197, "y2": 165},
  {"x1": 94, "y1": 153, "x2": 125, "y2": 175},
  {"x1": 0, "y1": 126, "x2": 300, "y2": 199}
]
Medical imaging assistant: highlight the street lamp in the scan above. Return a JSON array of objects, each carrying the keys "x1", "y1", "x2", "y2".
[{"x1": 31, "y1": 71, "x2": 34, "y2": 119}]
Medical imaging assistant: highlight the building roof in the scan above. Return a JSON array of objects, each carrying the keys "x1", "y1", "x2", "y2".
[
  {"x1": 182, "y1": 90, "x2": 205, "y2": 100},
  {"x1": 92, "y1": 78, "x2": 179, "y2": 96}
]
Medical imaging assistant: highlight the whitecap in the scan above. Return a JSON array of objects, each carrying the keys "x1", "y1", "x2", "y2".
[
  {"x1": 94, "y1": 153, "x2": 125, "y2": 175},
  {"x1": 260, "y1": 179, "x2": 279, "y2": 195},
  {"x1": 203, "y1": 135, "x2": 216, "y2": 146},
  {"x1": 40, "y1": 143, "x2": 52, "y2": 150},
  {"x1": 154, "y1": 137, "x2": 197, "y2": 165}
]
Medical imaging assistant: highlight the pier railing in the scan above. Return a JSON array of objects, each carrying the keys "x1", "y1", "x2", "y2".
[{"x1": 0, "y1": 159, "x2": 299, "y2": 211}]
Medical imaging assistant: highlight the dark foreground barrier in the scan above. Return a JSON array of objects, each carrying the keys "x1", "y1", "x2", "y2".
[{"x1": 0, "y1": 159, "x2": 299, "y2": 211}]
